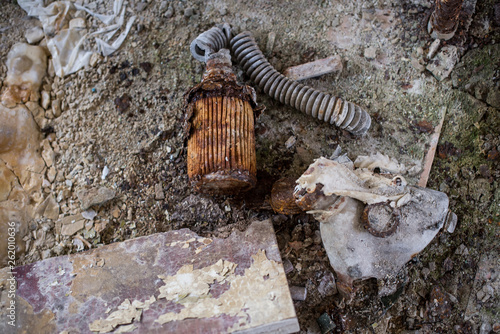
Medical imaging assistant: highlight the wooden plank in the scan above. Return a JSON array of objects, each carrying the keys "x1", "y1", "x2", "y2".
[{"x1": 0, "y1": 220, "x2": 299, "y2": 334}]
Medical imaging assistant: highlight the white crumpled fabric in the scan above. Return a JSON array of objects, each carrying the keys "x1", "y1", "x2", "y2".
[{"x1": 18, "y1": 0, "x2": 136, "y2": 76}]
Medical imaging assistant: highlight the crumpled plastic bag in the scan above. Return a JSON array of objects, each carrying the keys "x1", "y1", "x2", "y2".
[{"x1": 18, "y1": 0, "x2": 136, "y2": 76}]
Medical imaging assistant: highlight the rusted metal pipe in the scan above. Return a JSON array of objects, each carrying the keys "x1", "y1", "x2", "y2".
[{"x1": 428, "y1": 0, "x2": 464, "y2": 40}]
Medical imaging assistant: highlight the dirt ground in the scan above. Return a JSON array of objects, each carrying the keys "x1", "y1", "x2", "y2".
[{"x1": 0, "y1": 0, "x2": 499, "y2": 333}]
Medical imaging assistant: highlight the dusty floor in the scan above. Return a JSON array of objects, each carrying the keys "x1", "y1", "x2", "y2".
[{"x1": 0, "y1": 0, "x2": 499, "y2": 333}]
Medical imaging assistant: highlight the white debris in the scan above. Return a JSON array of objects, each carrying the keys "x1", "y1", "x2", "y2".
[
  {"x1": 1, "y1": 43, "x2": 47, "y2": 107},
  {"x1": 296, "y1": 157, "x2": 409, "y2": 207},
  {"x1": 294, "y1": 156, "x2": 450, "y2": 297},
  {"x1": 354, "y1": 152, "x2": 407, "y2": 174},
  {"x1": 82, "y1": 209, "x2": 97, "y2": 220},
  {"x1": 427, "y1": 39, "x2": 441, "y2": 59},
  {"x1": 25, "y1": 26, "x2": 44, "y2": 44},
  {"x1": 18, "y1": 0, "x2": 136, "y2": 77},
  {"x1": 101, "y1": 166, "x2": 110, "y2": 180}
]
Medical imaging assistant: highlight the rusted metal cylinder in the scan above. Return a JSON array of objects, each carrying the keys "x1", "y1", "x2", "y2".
[
  {"x1": 428, "y1": 0, "x2": 463, "y2": 40},
  {"x1": 185, "y1": 49, "x2": 257, "y2": 194}
]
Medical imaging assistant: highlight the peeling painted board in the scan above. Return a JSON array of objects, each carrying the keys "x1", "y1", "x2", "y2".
[
  {"x1": 0, "y1": 220, "x2": 299, "y2": 334},
  {"x1": 283, "y1": 55, "x2": 342, "y2": 81}
]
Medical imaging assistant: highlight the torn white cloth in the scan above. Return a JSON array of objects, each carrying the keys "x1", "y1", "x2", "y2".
[{"x1": 18, "y1": 0, "x2": 136, "y2": 76}]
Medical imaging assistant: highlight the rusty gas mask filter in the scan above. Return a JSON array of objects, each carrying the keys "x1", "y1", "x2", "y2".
[{"x1": 185, "y1": 49, "x2": 258, "y2": 194}]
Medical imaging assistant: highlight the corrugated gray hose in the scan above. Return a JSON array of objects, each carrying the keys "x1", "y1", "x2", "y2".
[{"x1": 190, "y1": 25, "x2": 371, "y2": 136}]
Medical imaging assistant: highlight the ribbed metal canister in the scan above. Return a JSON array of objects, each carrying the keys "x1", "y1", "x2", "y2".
[{"x1": 185, "y1": 49, "x2": 257, "y2": 194}]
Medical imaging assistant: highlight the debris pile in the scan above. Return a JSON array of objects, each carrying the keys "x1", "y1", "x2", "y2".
[{"x1": 271, "y1": 151, "x2": 455, "y2": 297}]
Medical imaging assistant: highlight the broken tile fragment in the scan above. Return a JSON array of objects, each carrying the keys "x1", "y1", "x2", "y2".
[
  {"x1": 2, "y1": 220, "x2": 299, "y2": 334},
  {"x1": 283, "y1": 55, "x2": 343, "y2": 81}
]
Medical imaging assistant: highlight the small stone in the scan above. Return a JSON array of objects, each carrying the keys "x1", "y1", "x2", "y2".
[
  {"x1": 476, "y1": 289, "x2": 486, "y2": 301},
  {"x1": 445, "y1": 211, "x2": 458, "y2": 233},
  {"x1": 41, "y1": 249, "x2": 52, "y2": 259},
  {"x1": 455, "y1": 244, "x2": 469, "y2": 255},
  {"x1": 289, "y1": 285, "x2": 307, "y2": 301},
  {"x1": 266, "y1": 32, "x2": 276, "y2": 55},
  {"x1": 486, "y1": 87, "x2": 500, "y2": 108},
  {"x1": 136, "y1": 2, "x2": 148, "y2": 12},
  {"x1": 159, "y1": 1, "x2": 168, "y2": 11},
  {"x1": 25, "y1": 26, "x2": 44, "y2": 44},
  {"x1": 41, "y1": 139, "x2": 55, "y2": 167},
  {"x1": 364, "y1": 46, "x2": 377, "y2": 60},
  {"x1": 184, "y1": 7, "x2": 195, "y2": 17},
  {"x1": 313, "y1": 230, "x2": 322, "y2": 244},
  {"x1": 318, "y1": 271, "x2": 337, "y2": 296},
  {"x1": 443, "y1": 257, "x2": 453, "y2": 272},
  {"x1": 47, "y1": 166, "x2": 57, "y2": 183},
  {"x1": 89, "y1": 53, "x2": 102, "y2": 68},
  {"x1": 37, "y1": 194, "x2": 60, "y2": 220},
  {"x1": 429, "y1": 262, "x2": 436, "y2": 271},
  {"x1": 285, "y1": 136, "x2": 297, "y2": 149},
  {"x1": 41, "y1": 90, "x2": 50, "y2": 109},
  {"x1": 155, "y1": 183, "x2": 165, "y2": 200},
  {"x1": 480, "y1": 322, "x2": 492, "y2": 334},
  {"x1": 61, "y1": 218, "x2": 85, "y2": 236},
  {"x1": 411, "y1": 56, "x2": 426, "y2": 72},
  {"x1": 219, "y1": 7, "x2": 227, "y2": 16},
  {"x1": 427, "y1": 39, "x2": 441, "y2": 59},
  {"x1": 164, "y1": 6, "x2": 174, "y2": 18},
  {"x1": 69, "y1": 18, "x2": 86, "y2": 29},
  {"x1": 45, "y1": 108, "x2": 54, "y2": 119},
  {"x1": 82, "y1": 209, "x2": 97, "y2": 220},
  {"x1": 48, "y1": 59, "x2": 55, "y2": 77},
  {"x1": 52, "y1": 99, "x2": 61, "y2": 117},
  {"x1": 77, "y1": 187, "x2": 116, "y2": 210},
  {"x1": 114, "y1": 94, "x2": 131, "y2": 113}
]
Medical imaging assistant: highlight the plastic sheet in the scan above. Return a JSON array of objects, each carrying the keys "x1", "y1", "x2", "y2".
[{"x1": 18, "y1": 0, "x2": 136, "y2": 76}]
